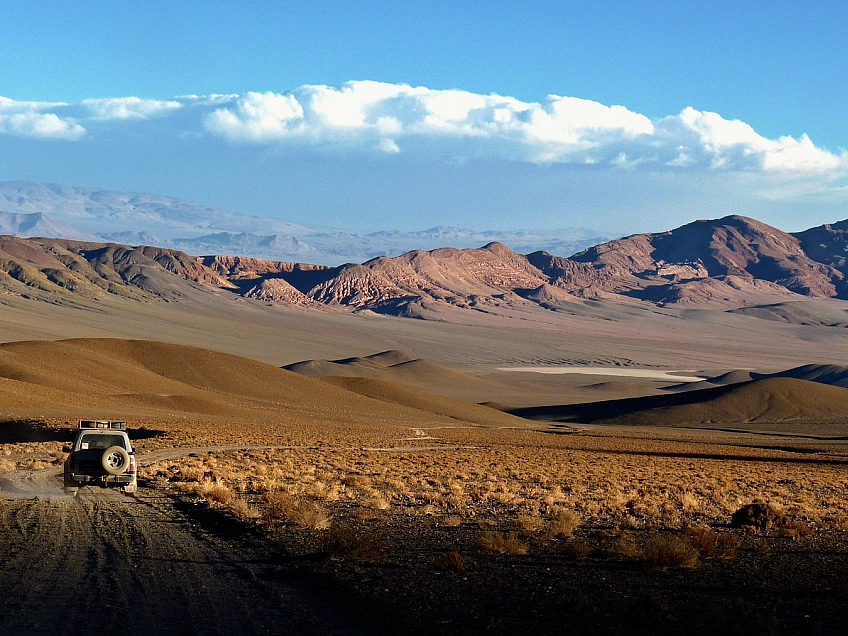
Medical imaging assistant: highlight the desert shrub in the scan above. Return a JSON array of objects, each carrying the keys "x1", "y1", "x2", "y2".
[
  {"x1": 227, "y1": 497, "x2": 258, "y2": 520},
  {"x1": 434, "y1": 551, "x2": 468, "y2": 572},
  {"x1": 478, "y1": 531, "x2": 528, "y2": 555},
  {"x1": 730, "y1": 502, "x2": 787, "y2": 529},
  {"x1": 715, "y1": 532, "x2": 740, "y2": 558},
  {"x1": 365, "y1": 495, "x2": 390, "y2": 511},
  {"x1": 620, "y1": 515, "x2": 643, "y2": 529},
  {"x1": 180, "y1": 465, "x2": 207, "y2": 483},
  {"x1": 290, "y1": 501, "x2": 332, "y2": 531},
  {"x1": 777, "y1": 519, "x2": 815, "y2": 540},
  {"x1": 200, "y1": 479, "x2": 233, "y2": 505},
  {"x1": 544, "y1": 510, "x2": 581, "y2": 539},
  {"x1": 442, "y1": 515, "x2": 462, "y2": 527},
  {"x1": 613, "y1": 532, "x2": 641, "y2": 558},
  {"x1": 643, "y1": 535, "x2": 699, "y2": 569},
  {"x1": 517, "y1": 513, "x2": 544, "y2": 533},
  {"x1": 686, "y1": 526, "x2": 717, "y2": 557},
  {"x1": 263, "y1": 490, "x2": 295, "y2": 526},
  {"x1": 324, "y1": 526, "x2": 389, "y2": 562}
]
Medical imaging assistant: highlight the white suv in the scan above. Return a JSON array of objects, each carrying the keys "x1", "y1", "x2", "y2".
[{"x1": 63, "y1": 421, "x2": 137, "y2": 496}]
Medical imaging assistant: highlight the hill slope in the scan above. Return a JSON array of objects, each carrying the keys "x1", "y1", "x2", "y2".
[
  {"x1": 4, "y1": 213, "x2": 848, "y2": 317},
  {"x1": 0, "y1": 338, "x2": 528, "y2": 430},
  {"x1": 510, "y1": 378, "x2": 848, "y2": 428}
]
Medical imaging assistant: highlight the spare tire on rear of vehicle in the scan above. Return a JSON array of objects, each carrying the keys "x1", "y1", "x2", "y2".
[{"x1": 101, "y1": 446, "x2": 130, "y2": 475}]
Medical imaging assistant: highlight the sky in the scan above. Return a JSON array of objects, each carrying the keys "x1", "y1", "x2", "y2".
[{"x1": 1, "y1": 0, "x2": 846, "y2": 236}]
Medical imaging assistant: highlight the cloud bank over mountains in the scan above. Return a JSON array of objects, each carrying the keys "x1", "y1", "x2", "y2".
[{"x1": 2, "y1": 81, "x2": 845, "y2": 175}]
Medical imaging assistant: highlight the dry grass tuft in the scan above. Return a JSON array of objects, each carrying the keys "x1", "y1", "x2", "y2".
[
  {"x1": 200, "y1": 479, "x2": 234, "y2": 505},
  {"x1": 442, "y1": 515, "x2": 462, "y2": 527},
  {"x1": 478, "y1": 531, "x2": 528, "y2": 555},
  {"x1": 777, "y1": 519, "x2": 816, "y2": 540},
  {"x1": 434, "y1": 551, "x2": 468, "y2": 572},
  {"x1": 643, "y1": 534, "x2": 699, "y2": 569},
  {"x1": 543, "y1": 510, "x2": 581, "y2": 539},
  {"x1": 290, "y1": 501, "x2": 332, "y2": 531},
  {"x1": 685, "y1": 526, "x2": 718, "y2": 557},
  {"x1": 180, "y1": 465, "x2": 207, "y2": 483},
  {"x1": 715, "y1": 533, "x2": 740, "y2": 558},
  {"x1": 260, "y1": 491, "x2": 331, "y2": 530},
  {"x1": 365, "y1": 495, "x2": 391, "y2": 511},
  {"x1": 262, "y1": 490, "x2": 296, "y2": 526},
  {"x1": 226, "y1": 497, "x2": 258, "y2": 520},
  {"x1": 517, "y1": 513, "x2": 545, "y2": 533},
  {"x1": 613, "y1": 532, "x2": 641, "y2": 558}
]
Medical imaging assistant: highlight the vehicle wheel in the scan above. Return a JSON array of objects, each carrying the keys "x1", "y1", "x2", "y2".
[
  {"x1": 64, "y1": 487, "x2": 79, "y2": 497},
  {"x1": 101, "y1": 446, "x2": 130, "y2": 475}
]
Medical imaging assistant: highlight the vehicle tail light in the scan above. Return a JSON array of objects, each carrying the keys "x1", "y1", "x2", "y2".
[{"x1": 129, "y1": 455, "x2": 137, "y2": 473}]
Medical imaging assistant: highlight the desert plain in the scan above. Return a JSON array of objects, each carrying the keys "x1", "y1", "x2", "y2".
[{"x1": 1, "y1": 228, "x2": 848, "y2": 634}]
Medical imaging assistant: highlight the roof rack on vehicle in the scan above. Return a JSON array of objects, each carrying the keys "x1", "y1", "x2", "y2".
[{"x1": 79, "y1": 420, "x2": 127, "y2": 430}]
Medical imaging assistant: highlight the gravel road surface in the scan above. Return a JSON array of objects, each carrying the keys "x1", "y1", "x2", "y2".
[{"x1": 0, "y1": 468, "x2": 366, "y2": 636}]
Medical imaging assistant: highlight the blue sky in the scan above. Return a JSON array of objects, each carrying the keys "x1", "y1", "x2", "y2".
[{"x1": 1, "y1": 1, "x2": 846, "y2": 236}]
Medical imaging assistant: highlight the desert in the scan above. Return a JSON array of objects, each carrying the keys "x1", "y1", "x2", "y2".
[
  {"x1": 4, "y1": 6, "x2": 848, "y2": 633},
  {"x1": 2, "y1": 208, "x2": 848, "y2": 634}
]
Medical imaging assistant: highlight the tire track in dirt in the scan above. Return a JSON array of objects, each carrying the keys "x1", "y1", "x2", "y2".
[{"x1": 0, "y1": 470, "x2": 366, "y2": 636}]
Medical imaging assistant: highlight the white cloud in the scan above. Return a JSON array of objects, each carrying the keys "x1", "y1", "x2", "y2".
[
  {"x1": 664, "y1": 107, "x2": 844, "y2": 172},
  {"x1": 201, "y1": 81, "x2": 845, "y2": 174},
  {"x1": 0, "y1": 96, "x2": 85, "y2": 140},
  {"x1": 81, "y1": 96, "x2": 182, "y2": 120},
  {"x1": 3, "y1": 82, "x2": 846, "y2": 177},
  {"x1": 203, "y1": 81, "x2": 658, "y2": 161},
  {"x1": 205, "y1": 91, "x2": 305, "y2": 141}
]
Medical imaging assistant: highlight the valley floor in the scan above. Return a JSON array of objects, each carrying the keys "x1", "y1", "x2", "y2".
[{"x1": 2, "y1": 418, "x2": 848, "y2": 635}]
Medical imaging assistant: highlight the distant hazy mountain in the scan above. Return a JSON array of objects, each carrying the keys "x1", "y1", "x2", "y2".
[
  {"x1": 0, "y1": 210, "x2": 97, "y2": 240},
  {"x1": 0, "y1": 181, "x2": 607, "y2": 265},
  {"x1": 3, "y1": 213, "x2": 848, "y2": 319}
]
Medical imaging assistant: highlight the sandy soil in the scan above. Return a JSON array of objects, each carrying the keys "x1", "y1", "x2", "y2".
[
  {"x1": 3, "y1": 430, "x2": 848, "y2": 636},
  {"x1": 0, "y1": 467, "x2": 372, "y2": 636},
  {"x1": 0, "y1": 322, "x2": 846, "y2": 634},
  {"x1": 496, "y1": 366, "x2": 707, "y2": 382}
]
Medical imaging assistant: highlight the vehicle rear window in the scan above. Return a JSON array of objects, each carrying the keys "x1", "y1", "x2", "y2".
[{"x1": 78, "y1": 434, "x2": 127, "y2": 451}]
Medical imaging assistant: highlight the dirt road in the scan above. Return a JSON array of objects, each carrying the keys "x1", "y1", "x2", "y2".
[{"x1": 0, "y1": 469, "x2": 368, "y2": 636}]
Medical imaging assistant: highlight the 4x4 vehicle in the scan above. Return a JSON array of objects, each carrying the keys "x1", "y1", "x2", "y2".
[{"x1": 63, "y1": 420, "x2": 137, "y2": 496}]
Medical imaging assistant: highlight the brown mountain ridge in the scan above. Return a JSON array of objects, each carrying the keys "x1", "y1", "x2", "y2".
[{"x1": 3, "y1": 214, "x2": 848, "y2": 316}]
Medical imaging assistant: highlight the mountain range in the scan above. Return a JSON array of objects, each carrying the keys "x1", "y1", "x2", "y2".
[
  {"x1": 0, "y1": 181, "x2": 606, "y2": 265},
  {"x1": 1, "y1": 209, "x2": 848, "y2": 321}
]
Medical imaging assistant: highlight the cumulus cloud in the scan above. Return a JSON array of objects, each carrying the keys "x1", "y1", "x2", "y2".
[
  {"x1": 0, "y1": 96, "x2": 85, "y2": 140},
  {"x1": 201, "y1": 81, "x2": 845, "y2": 173},
  {"x1": 81, "y1": 96, "x2": 182, "y2": 120},
  {"x1": 203, "y1": 81, "x2": 659, "y2": 164},
  {"x1": 3, "y1": 82, "x2": 845, "y2": 177},
  {"x1": 656, "y1": 107, "x2": 844, "y2": 172}
]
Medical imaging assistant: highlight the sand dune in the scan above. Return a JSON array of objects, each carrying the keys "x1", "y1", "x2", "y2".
[
  {"x1": 768, "y1": 363, "x2": 848, "y2": 388},
  {"x1": 728, "y1": 300, "x2": 848, "y2": 327},
  {"x1": 510, "y1": 377, "x2": 848, "y2": 428},
  {"x1": 284, "y1": 351, "x2": 506, "y2": 400},
  {"x1": 0, "y1": 338, "x2": 526, "y2": 428},
  {"x1": 321, "y1": 376, "x2": 533, "y2": 428}
]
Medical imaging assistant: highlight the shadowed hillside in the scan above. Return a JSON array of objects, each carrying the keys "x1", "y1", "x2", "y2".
[{"x1": 510, "y1": 377, "x2": 848, "y2": 428}]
